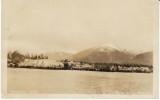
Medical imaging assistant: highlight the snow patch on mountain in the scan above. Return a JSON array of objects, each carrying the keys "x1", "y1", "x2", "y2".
[{"x1": 94, "y1": 44, "x2": 122, "y2": 52}]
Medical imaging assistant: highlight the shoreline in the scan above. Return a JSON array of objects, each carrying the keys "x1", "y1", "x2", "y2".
[{"x1": 8, "y1": 66, "x2": 153, "y2": 73}]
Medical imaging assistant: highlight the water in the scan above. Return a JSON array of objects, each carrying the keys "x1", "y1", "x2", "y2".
[{"x1": 7, "y1": 68, "x2": 153, "y2": 94}]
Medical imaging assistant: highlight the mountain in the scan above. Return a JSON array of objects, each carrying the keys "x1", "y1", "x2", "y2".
[
  {"x1": 45, "y1": 44, "x2": 153, "y2": 65},
  {"x1": 73, "y1": 44, "x2": 136, "y2": 64},
  {"x1": 73, "y1": 44, "x2": 153, "y2": 65},
  {"x1": 46, "y1": 52, "x2": 73, "y2": 60},
  {"x1": 132, "y1": 52, "x2": 153, "y2": 65}
]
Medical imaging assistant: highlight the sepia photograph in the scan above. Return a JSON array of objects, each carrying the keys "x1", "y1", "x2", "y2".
[{"x1": 1, "y1": 0, "x2": 159, "y2": 98}]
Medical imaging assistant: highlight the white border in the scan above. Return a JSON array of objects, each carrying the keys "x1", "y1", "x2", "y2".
[{"x1": 0, "y1": 0, "x2": 159, "y2": 99}]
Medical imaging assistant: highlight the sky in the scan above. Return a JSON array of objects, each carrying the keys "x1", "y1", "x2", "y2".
[{"x1": 3, "y1": 0, "x2": 157, "y2": 53}]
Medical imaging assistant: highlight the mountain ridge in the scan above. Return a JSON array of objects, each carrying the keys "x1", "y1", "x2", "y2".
[
  {"x1": 46, "y1": 44, "x2": 153, "y2": 65},
  {"x1": 73, "y1": 45, "x2": 153, "y2": 65}
]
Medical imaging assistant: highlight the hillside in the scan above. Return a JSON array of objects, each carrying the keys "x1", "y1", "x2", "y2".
[
  {"x1": 132, "y1": 52, "x2": 153, "y2": 65},
  {"x1": 73, "y1": 45, "x2": 135, "y2": 64},
  {"x1": 73, "y1": 45, "x2": 153, "y2": 65}
]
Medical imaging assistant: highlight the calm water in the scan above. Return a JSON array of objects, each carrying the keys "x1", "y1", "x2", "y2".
[{"x1": 7, "y1": 68, "x2": 153, "y2": 94}]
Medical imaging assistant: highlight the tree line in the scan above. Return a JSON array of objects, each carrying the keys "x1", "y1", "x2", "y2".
[{"x1": 8, "y1": 50, "x2": 48, "y2": 62}]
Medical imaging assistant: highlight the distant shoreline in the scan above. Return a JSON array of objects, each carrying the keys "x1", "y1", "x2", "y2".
[{"x1": 8, "y1": 66, "x2": 153, "y2": 73}]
